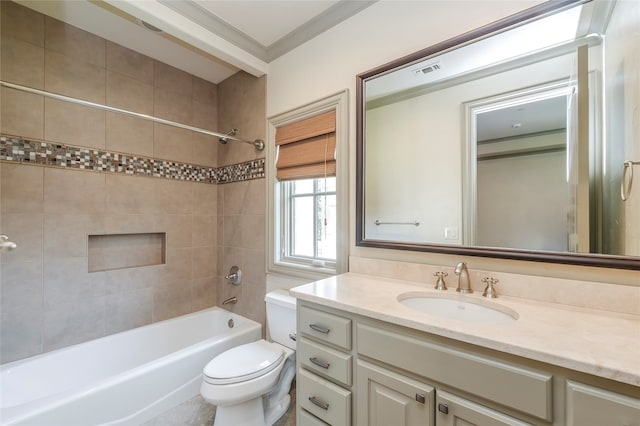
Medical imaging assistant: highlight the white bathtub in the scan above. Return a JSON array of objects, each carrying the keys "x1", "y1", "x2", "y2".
[{"x1": 0, "y1": 307, "x2": 261, "y2": 425}]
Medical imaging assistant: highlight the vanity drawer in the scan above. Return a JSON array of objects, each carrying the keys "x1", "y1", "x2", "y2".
[
  {"x1": 298, "y1": 337, "x2": 352, "y2": 386},
  {"x1": 298, "y1": 368, "x2": 351, "y2": 426},
  {"x1": 299, "y1": 305, "x2": 352, "y2": 350},
  {"x1": 357, "y1": 323, "x2": 552, "y2": 421},
  {"x1": 299, "y1": 409, "x2": 330, "y2": 425},
  {"x1": 566, "y1": 381, "x2": 640, "y2": 426}
]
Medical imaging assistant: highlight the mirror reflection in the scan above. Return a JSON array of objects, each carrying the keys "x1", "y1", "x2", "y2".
[{"x1": 359, "y1": 0, "x2": 640, "y2": 267}]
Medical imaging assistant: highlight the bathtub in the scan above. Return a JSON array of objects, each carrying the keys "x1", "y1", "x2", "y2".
[{"x1": 0, "y1": 307, "x2": 261, "y2": 425}]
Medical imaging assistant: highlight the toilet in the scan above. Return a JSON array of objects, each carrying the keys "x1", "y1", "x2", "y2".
[{"x1": 200, "y1": 290, "x2": 297, "y2": 426}]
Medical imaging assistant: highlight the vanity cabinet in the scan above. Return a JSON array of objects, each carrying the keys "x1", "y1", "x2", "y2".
[
  {"x1": 297, "y1": 304, "x2": 354, "y2": 425},
  {"x1": 295, "y1": 300, "x2": 640, "y2": 426}
]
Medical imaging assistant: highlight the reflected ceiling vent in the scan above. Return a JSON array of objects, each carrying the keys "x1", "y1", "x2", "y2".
[
  {"x1": 136, "y1": 19, "x2": 164, "y2": 33},
  {"x1": 414, "y1": 62, "x2": 441, "y2": 76}
]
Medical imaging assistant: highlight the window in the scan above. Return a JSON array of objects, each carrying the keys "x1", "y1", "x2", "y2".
[
  {"x1": 282, "y1": 177, "x2": 336, "y2": 267},
  {"x1": 267, "y1": 91, "x2": 348, "y2": 278}
]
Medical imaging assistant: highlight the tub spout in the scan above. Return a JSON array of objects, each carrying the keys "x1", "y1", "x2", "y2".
[{"x1": 222, "y1": 296, "x2": 238, "y2": 305}]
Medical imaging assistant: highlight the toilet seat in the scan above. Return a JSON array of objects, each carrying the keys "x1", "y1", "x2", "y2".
[{"x1": 203, "y1": 340, "x2": 284, "y2": 385}]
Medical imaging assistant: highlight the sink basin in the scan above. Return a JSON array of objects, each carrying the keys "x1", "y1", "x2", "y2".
[{"x1": 398, "y1": 293, "x2": 518, "y2": 323}]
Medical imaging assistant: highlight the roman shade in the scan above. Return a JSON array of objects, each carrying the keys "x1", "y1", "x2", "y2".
[{"x1": 275, "y1": 110, "x2": 336, "y2": 181}]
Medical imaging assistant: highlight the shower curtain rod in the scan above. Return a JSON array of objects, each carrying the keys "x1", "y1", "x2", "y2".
[{"x1": 0, "y1": 80, "x2": 264, "y2": 151}]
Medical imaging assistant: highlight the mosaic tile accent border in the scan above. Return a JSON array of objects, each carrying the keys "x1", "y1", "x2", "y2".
[{"x1": 0, "y1": 135, "x2": 265, "y2": 184}]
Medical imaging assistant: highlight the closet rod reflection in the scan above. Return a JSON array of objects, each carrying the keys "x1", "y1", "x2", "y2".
[{"x1": 0, "y1": 80, "x2": 264, "y2": 150}]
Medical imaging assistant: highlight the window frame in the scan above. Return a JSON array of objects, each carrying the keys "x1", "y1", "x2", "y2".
[{"x1": 267, "y1": 91, "x2": 349, "y2": 279}]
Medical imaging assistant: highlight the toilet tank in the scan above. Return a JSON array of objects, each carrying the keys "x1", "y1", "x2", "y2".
[{"x1": 265, "y1": 290, "x2": 297, "y2": 350}]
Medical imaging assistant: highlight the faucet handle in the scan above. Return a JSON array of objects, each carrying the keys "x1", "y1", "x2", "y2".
[
  {"x1": 481, "y1": 277, "x2": 499, "y2": 298},
  {"x1": 433, "y1": 272, "x2": 448, "y2": 290}
]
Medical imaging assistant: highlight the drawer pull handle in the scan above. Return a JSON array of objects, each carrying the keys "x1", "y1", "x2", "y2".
[
  {"x1": 415, "y1": 393, "x2": 425, "y2": 404},
  {"x1": 309, "y1": 357, "x2": 331, "y2": 369},
  {"x1": 309, "y1": 396, "x2": 330, "y2": 410},
  {"x1": 438, "y1": 403, "x2": 449, "y2": 414},
  {"x1": 309, "y1": 323, "x2": 330, "y2": 334}
]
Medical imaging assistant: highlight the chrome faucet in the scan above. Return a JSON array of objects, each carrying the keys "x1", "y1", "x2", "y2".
[
  {"x1": 454, "y1": 262, "x2": 473, "y2": 294},
  {"x1": 222, "y1": 296, "x2": 238, "y2": 305}
]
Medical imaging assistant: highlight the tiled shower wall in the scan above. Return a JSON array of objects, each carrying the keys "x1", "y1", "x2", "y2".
[{"x1": 0, "y1": 1, "x2": 267, "y2": 363}]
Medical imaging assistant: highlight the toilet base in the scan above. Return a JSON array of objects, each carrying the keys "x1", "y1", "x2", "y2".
[{"x1": 214, "y1": 398, "x2": 265, "y2": 426}]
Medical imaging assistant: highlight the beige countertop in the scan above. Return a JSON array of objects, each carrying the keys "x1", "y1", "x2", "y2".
[{"x1": 290, "y1": 272, "x2": 640, "y2": 387}]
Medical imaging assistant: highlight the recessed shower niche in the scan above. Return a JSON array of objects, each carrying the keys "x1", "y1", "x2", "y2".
[{"x1": 88, "y1": 233, "x2": 166, "y2": 272}]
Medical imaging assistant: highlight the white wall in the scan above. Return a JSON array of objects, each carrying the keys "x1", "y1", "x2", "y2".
[{"x1": 266, "y1": 0, "x2": 639, "y2": 286}]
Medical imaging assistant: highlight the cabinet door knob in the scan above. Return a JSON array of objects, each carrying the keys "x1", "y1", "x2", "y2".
[
  {"x1": 438, "y1": 403, "x2": 449, "y2": 414},
  {"x1": 308, "y1": 396, "x2": 330, "y2": 410},
  {"x1": 309, "y1": 323, "x2": 331, "y2": 334},
  {"x1": 415, "y1": 393, "x2": 426, "y2": 404}
]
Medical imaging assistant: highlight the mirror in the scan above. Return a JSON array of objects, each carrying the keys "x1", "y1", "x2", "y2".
[{"x1": 356, "y1": 0, "x2": 640, "y2": 269}]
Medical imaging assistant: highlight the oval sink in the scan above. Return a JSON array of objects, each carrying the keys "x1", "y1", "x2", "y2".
[{"x1": 398, "y1": 293, "x2": 518, "y2": 323}]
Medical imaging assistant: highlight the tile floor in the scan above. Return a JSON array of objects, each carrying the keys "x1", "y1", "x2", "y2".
[{"x1": 143, "y1": 385, "x2": 296, "y2": 426}]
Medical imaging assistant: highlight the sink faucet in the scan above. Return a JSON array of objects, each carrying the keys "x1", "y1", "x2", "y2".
[{"x1": 454, "y1": 262, "x2": 473, "y2": 294}]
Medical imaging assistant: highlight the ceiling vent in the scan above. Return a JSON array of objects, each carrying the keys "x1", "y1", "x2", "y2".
[{"x1": 414, "y1": 63, "x2": 441, "y2": 76}]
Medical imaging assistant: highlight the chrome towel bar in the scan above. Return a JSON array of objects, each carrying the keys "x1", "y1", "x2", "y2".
[
  {"x1": 621, "y1": 160, "x2": 640, "y2": 201},
  {"x1": 374, "y1": 220, "x2": 420, "y2": 226}
]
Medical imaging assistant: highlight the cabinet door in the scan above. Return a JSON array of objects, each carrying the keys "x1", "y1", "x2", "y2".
[
  {"x1": 435, "y1": 390, "x2": 533, "y2": 426},
  {"x1": 566, "y1": 381, "x2": 640, "y2": 426},
  {"x1": 357, "y1": 360, "x2": 435, "y2": 426}
]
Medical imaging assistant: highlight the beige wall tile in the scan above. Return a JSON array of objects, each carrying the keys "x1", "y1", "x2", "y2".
[
  {"x1": 1, "y1": 163, "x2": 44, "y2": 214},
  {"x1": 0, "y1": 259, "x2": 43, "y2": 311},
  {"x1": 106, "y1": 113, "x2": 154, "y2": 157},
  {"x1": 1, "y1": 36, "x2": 44, "y2": 88},
  {"x1": 193, "y1": 182, "x2": 217, "y2": 215},
  {"x1": 107, "y1": 71, "x2": 153, "y2": 114},
  {"x1": 43, "y1": 296, "x2": 104, "y2": 351},
  {"x1": 44, "y1": 98, "x2": 106, "y2": 148},
  {"x1": 154, "y1": 247, "x2": 193, "y2": 286},
  {"x1": 1, "y1": 1, "x2": 44, "y2": 46},
  {"x1": 243, "y1": 247, "x2": 266, "y2": 285},
  {"x1": 153, "y1": 123, "x2": 194, "y2": 164},
  {"x1": 152, "y1": 281, "x2": 192, "y2": 321},
  {"x1": 242, "y1": 214, "x2": 265, "y2": 250},
  {"x1": 154, "y1": 214, "x2": 192, "y2": 248},
  {"x1": 193, "y1": 77, "x2": 217, "y2": 106},
  {"x1": 193, "y1": 246, "x2": 216, "y2": 279},
  {"x1": 223, "y1": 214, "x2": 242, "y2": 248},
  {"x1": 154, "y1": 61, "x2": 192, "y2": 97},
  {"x1": 43, "y1": 258, "x2": 105, "y2": 308},
  {"x1": 192, "y1": 100, "x2": 217, "y2": 132},
  {"x1": 193, "y1": 215, "x2": 216, "y2": 247},
  {"x1": 1, "y1": 307, "x2": 43, "y2": 363},
  {"x1": 44, "y1": 214, "x2": 105, "y2": 259},
  {"x1": 104, "y1": 213, "x2": 156, "y2": 234},
  {"x1": 45, "y1": 17, "x2": 105, "y2": 68},
  {"x1": 244, "y1": 179, "x2": 266, "y2": 215},
  {"x1": 45, "y1": 50, "x2": 105, "y2": 103},
  {"x1": 104, "y1": 266, "x2": 156, "y2": 294},
  {"x1": 1, "y1": 88, "x2": 44, "y2": 139},
  {"x1": 192, "y1": 276, "x2": 216, "y2": 311},
  {"x1": 192, "y1": 133, "x2": 218, "y2": 167},
  {"x1": 44, "y1": 168, "x2": 106, "y2": 214},
  {"x1": 154, "y1": 178, "x2": 194, "y2": 215},
  {"x1": 92, "y1": 233, "x2": 164, "y2": 272},
  {"x1": 222, "y1": 181, "x2": 248, "y2": 215},
  {"x1": 105, "y1": 288, "x2": 153, "y2": 334},
  {"x1": 0, "y1": 213, "x2": 43, "y2": 263},
  {"x1": 105, "y1": 175, "x2": 157, "y2": 215},
  {"x1": 154, "y1": 89, "x2": 192, "y2": 124},
  {"x1": 106, "y1": 41, "x2": 153, "y2": 85}
]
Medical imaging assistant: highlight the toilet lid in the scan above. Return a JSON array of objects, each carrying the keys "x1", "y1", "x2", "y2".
[{"x1": 203, "y1": 340, "x2": 284, "y2": 385}]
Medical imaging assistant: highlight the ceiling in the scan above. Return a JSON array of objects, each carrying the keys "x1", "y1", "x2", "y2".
[{"x1": 16, "y1": 0, "x2": 376, "y2": 84}]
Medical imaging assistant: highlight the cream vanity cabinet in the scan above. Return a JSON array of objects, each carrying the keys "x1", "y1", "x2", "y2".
[{"x1": 296, "y1": 300, "x2": 640, "y2": 426}]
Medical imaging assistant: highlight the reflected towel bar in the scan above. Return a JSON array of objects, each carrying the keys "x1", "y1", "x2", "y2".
[
  {"x1": 621, "y1": 160, "x2": 640, "y2": 201},
  {"x1": 374, "y1": 220, "x2": 420, "y2": 226}
]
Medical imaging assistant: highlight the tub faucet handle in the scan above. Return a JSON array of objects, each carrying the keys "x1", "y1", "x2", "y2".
[
  {"x1": 481, "y1": 277, "x2": 499, "y2": 298},
  {"x1": 225, "y1": 266, "x2": 242, "y2": 285}
]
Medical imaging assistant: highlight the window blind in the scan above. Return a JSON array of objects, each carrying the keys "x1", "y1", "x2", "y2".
[{"x1": 275, "y1": 110, "x2": 336, "y2": 181}]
